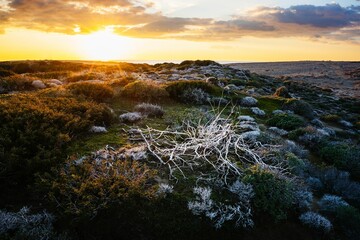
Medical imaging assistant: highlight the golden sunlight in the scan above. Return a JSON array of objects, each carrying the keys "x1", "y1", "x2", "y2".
[{"x1": 77, "y1": 28, "x2": 135, "y2": 61}]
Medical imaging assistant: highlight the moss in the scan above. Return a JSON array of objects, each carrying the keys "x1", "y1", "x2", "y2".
[
  {"x1": 66, "y1": 125, "x2": 128, "y2": 156},
  {"x1": 258, "y1": 96, "x2": 286, "y2": 113}
]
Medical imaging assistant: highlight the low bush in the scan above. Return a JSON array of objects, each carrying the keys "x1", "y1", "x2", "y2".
[
  {"x1": 0, "y1": 94, "x2": 113, "y2": 184},
  {"x1": 0, "y1": 75, "x2": 34, "y2": 91},
  {"x1": 320, "y1": 114, "x2": 341, "y2": 123},
  {"x1": 122, "y1": 81, "x2": 169, "y2": 101},
  {"x1": 134, "y1": 103, "x2": 164, "y2": 117},
  {"x1": 65, "y1": 72, "x2": 101, "y2": 82},
  {"x1": 318, "y1": 194, "x2": 348, "y2": 212},
  {"x1": 266, "y1": 114, "x2": 306, "y2": 131},
  {"x1": 273, "y1": 86, "x2": 291, "y2": 98},
  {"x1": 0, "y1": 68, "x2": 15, "y2": 77},
  {"x1": 165, "y1": 80, "x2": 221, "y2": 100},
  {"x1": 242, "y1": 166, "x2": 294, "y2": 221},
  {"x1": 47, "y1": 158, "x2": 158, "y2": 218},
  {"x1": 181, "y1": 88, "x2": 210, "y2": 105},
  {"x1": 0, "y1": 207, "x2": 61, "y2": 240},
  {"x1": 299, "y1": 212, "x2": 332, "y2": 232},
  {"x1": 67, "y1": 82, "x2": 114, "y2": 102},
  {"x1": 318, "y1": 142, "x2": 360, "y2": 179},
  {"x1": 283, "y1": 99, "x2": 314, "y2": 119}
]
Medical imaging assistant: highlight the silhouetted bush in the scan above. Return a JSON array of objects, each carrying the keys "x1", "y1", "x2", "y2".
[
  {"x1": 0, "y1": 68, "x2": 15, "y2": 77},
  {"x1": 122, "y1": 81, "x2": 169, "y2": 101},
  {"x1": 134, "y1": 103, "x2": 164, "y2": 117}
]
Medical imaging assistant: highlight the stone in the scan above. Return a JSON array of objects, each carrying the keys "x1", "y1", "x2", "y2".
[
  {"x1": 48, "y1": 79, "x2": 63, "y2": 85},
  {"x1": 241, "y1": 97, "x2": 258, "y2": 107},
  {"x1": 32, "y1": 80, "x2": 46, "y2": 89},
  {"x1": 268, "y1": 127, "x2": 288, "y2": 136},
  {"x1": 251, "y1": 107, "x2": 266, "y2": 116},
  {"x1": 339, "y1": 120, "x2": 353, "y2": 128},
  {"x1": 238, "y1": 115, "x2": 255, "y2": 122},
  {"x1": 119, "y1": 112, "x2": 143, "y2": 123},
  {"x1": 89, "y1": 126, "x2": 108, "y2": 133},
  {"x1": 240, "y1": 131, "x2": 260, "y2": 141}
]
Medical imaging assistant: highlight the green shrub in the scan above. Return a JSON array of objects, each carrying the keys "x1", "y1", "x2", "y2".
[
  {"x1": 283, "y1": 99, "x2": 314, "y2": 119},
  {"x1": 285, "y1": 153, "x2": 306, "y2": 175},
  {"x1": 47, "y1": 158, "x2": 157, "y2": 218},
  {"x1": 0, "y1": 94, "x2": 113, "y2": 184},
  {"x1": 319, "y1": 142, "x2": 360, "y2": 179},
  {"x1": 165, "y1": 80, "x2": 221, "y2": 100},
  {"x1": 122, "y1": 81, "x2": 169, "y2": 101},
  {"x1": 67, "y1": 82, "x2": 114, "y2": 102},
  {"x1": 266, "y1": 114, "x2": 306, "y2": 131},
  {"x1": 243, "y1": 166, "x2": 294, "y2": 221}
]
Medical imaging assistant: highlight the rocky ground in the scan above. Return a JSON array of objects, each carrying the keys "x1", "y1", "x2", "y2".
[{"x1": 229, "y1": 61, "x2": 360, "y2": 99}]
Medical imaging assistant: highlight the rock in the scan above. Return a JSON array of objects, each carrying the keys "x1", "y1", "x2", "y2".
[
  {"x1": 238, "y1": 115, "x2": 255, "y2": 122},
  {"x1": 241, "y1": 97, "x2": 258, "y2": 107},
  {"x1": 272, "y1": 109, "x2": 285, "y2": 115},
  {"x1": 119, "y1": 112, "x2": 143, "y2": 123},
  {"x1": 339, "y1": 120, "x2": 353, "y2": 128},
  {"x1": 274, "y1": 86, "x2": 291, "y2": 98},
  {"x1": 323, "y1": 127, "x2": 336, "y2": 136},
  {"x1": 311, "y1": 118, "x2": 325, "y2": 128},
  {"x1": 251, "y1": 107, "x2": 266, "y2": 116},
  {"x1": 48, "y1": 79, "x2": 63, "y2": 85},
  {"x1": 239, "y1": 123, "x2": 259, "y2": 131},
  {"x1": 268, "y1": 127, "x2": 288, "y2": 136},
  {"x1": 246, "y1": 88, "x2": 256, "y2": 95},
  {"x1": 32, "y1": 80, "x2": 46, "y2": 89},
  {"x1": 89, "y1": 126, "x2": 108, "y2": 133},
  {"x1": 240, "y1": 131, "x2": 260, "y2": 141}
]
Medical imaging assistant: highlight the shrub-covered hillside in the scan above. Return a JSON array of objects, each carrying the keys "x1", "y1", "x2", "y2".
[{"x1": 0, "y1": 60, "x2": 359, "y2": 240}]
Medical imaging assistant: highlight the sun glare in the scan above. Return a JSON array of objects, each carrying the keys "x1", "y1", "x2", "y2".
[{"x1": 78, "y1": 28, "x2": 134, "y2": 61}]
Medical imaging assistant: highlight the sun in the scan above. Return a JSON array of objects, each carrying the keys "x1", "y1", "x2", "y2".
[{"x1": 77, "y1": 28, "x2": 134, "y2": 61}]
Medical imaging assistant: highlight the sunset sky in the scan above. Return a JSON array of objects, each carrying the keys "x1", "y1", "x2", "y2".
[{"x1": 0, "y1": 0, "x2": 359, "y2": 61}]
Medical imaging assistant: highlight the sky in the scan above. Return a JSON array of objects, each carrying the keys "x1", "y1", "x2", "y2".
[{"x1": 0, "y1": 0, "x2": 359, "y2": 61}]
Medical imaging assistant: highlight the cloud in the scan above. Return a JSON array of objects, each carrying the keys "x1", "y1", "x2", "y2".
[
  {"x1": 268, "y1": 4, "x2": 360, "y2": 28},
  {"x1": 0, "y1": 1, "x2": 359, "y2": 43}
]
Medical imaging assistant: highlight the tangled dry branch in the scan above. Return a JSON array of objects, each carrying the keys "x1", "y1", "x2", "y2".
[{"x1": 136, "y1": 111, "x2": 288, "y2": 183}]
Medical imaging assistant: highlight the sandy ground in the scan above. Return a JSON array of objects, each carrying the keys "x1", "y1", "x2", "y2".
[{"x1": 228, "y1": 61, "x2": 360, "y2": 99}]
